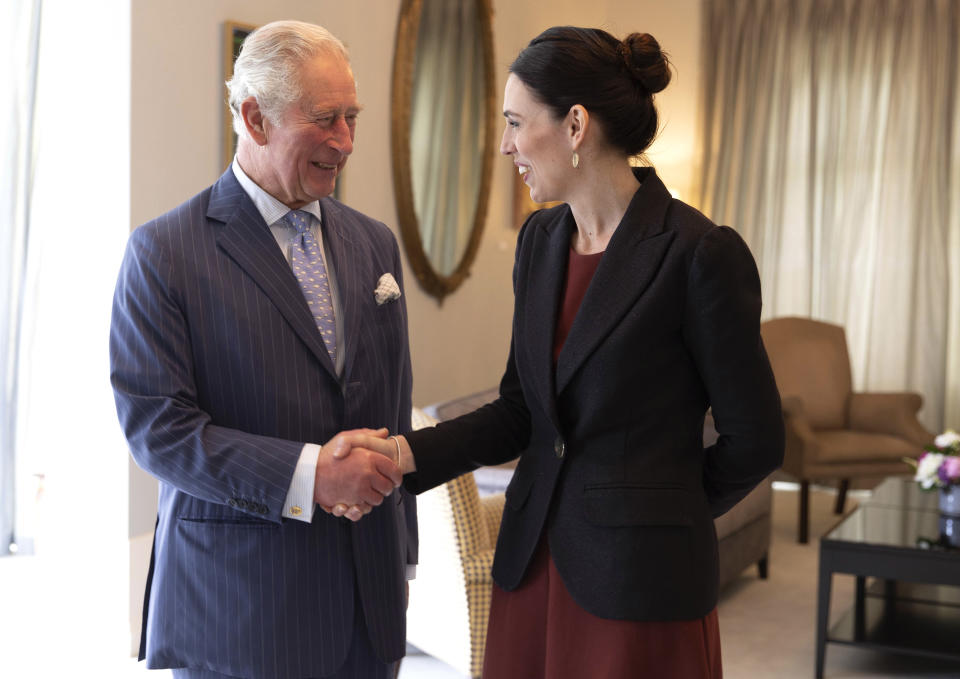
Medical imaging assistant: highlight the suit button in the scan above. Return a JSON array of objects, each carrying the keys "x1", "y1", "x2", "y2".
[
  {"x1": 227, "y1": 499, "x2": 238, "y2": 508},
  {"x1": 554, "y1": 437, "x2": 565, "y2": 459}
]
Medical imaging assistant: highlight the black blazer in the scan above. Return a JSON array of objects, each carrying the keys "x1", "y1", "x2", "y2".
[{"x1": 406, "y1": 168, "x2": 783, "y2": 622}]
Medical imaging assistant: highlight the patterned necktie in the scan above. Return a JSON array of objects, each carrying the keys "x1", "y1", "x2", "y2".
[{"x1": 286, "y1": 210, "x2": 337, "y2": 361}]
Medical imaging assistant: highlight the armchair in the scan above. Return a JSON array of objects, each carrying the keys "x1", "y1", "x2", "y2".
[{"x1": 760, "y1": 317, "x2": 933, "y2": 542}]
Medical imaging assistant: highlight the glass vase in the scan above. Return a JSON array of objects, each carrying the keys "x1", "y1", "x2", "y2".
[
  {"x1": 939, "y1": 485, "x2": 960, "y2": 548},
  {"x1": 940, "y1": 485, "x2": 960, "y2": 517}
]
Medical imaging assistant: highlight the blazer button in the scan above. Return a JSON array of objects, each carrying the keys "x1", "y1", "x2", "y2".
[
  {"x1": 554, "y1": 437, "x2": 565, "y2": 459},
  {"x1": 227, "y1": 499, "x2": 238, "y2": 508}
]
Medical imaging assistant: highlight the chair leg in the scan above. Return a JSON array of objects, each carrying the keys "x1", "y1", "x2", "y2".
[
  {"x1": 757, "y1": 553, "x2": 769, "y2": 579},
  {"x1": 834, "y1": 479, "x2": 850, "y2": 515},
  {"x1": 799, "y1": 480, "x2": 810, "y2": 544}
]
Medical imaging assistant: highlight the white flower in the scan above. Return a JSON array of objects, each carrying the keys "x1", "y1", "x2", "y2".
[
  {"x1": 915, "y1": 452, "x2": 944, "y2": 489},
  {"x1": 374, "y1": 273, "x2": 401, "y2": 305},
  {"x1": 935, "y1": 429, "x2": 960, "y2": 449}
]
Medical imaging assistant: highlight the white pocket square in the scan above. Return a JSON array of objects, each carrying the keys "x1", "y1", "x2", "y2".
[{"x1": 374, "y1": 273, "x2": 401, "y2": 305}]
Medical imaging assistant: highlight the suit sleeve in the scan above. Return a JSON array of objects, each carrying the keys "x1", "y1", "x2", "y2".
[
  {"x1": 682, "y1": 225, "x2": 784, "y2": 517},
  {"x1": 110, "y1": 226, "x2": 302, "y2": 522}
]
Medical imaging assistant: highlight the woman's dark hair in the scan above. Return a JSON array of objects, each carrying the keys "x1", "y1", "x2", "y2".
[{"x1": 509, "y1": 26, "x2": 671, "y2": 156}]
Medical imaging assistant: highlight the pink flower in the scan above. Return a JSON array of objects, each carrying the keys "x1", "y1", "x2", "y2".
[{"x1": 941, "y1": 456, "x2": 960, "y2": 484}]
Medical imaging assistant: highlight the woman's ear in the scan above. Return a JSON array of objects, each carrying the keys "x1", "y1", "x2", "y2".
[
  {"x1": 240, "y1": 97, "x2": 269, "y2": 146},
  {"x1": 567, "y1": 104, "x2": 589, "y2": 151}
]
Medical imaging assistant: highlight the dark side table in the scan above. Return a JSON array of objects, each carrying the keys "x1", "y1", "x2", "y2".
[{"x1": 816, "y1": 478, "x2": 960, "y2": 677}]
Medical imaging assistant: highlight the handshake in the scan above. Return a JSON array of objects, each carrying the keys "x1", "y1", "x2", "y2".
[{"x1": 313, "y1": 428, "x2": 416, "y2": 522}]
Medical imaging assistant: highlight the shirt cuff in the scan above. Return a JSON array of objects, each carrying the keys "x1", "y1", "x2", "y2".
[
  {"x1": 283, "y1": 443, "x2": 320, "y2": 522},
  {"x1": 406, "y1": 565, "x2": 417, "y2": 580}
]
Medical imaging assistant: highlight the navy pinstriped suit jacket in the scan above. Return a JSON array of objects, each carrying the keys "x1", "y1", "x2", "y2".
[{"x1": 110, "y1": 169, "x2": 416, "y2": 678}]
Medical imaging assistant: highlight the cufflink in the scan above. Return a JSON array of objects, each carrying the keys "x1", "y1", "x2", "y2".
[{"x1": 290, "y1": 506, "x2": 303, "y2": 516}]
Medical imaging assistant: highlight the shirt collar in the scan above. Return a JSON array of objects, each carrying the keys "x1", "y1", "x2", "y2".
[{"x1": 231, "y1": 157, "x2": 323, "y2": 227}]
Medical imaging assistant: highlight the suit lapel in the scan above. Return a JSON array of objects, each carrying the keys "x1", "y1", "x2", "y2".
[
  {"x1": 317, "y1": 198, "x2": 364, "y2": 382},
  {"x1": 555, "y1": 169, "x2": 676, "y2": 394},
  {"x1": 208, "y1": 170, "x2": 338, "y2": 379}
]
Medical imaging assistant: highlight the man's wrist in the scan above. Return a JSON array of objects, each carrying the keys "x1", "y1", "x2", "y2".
[{"x1": 284, "y1": 443, "x2": 319, "y2": 522}]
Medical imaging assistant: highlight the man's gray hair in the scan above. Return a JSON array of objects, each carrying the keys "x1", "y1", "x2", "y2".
[{"x1": 226, "y1": 20, "x2": 349, "y2": 137}]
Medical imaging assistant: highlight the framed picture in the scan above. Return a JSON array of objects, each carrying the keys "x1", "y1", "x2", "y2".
[
  {"x1": 223, "y1": 21, "x2": 257, "y2": 170},
  {"x1": 513, "y1": 171, "x2": 562, "y2": 228}
]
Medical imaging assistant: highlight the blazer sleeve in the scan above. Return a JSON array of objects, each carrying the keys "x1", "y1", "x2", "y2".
[
  {"x1": 110, "y1": 225, "x2": 303, "y2": 522},
  {"x1": 404, "y1": 338, "x2": 531, "y2": 494},
  {"x1": 403, "y1": 219, "x2": 535, "y2": 494},
  {"x1": 682, "y1": 225, "x2": 784, "y2": 517}
]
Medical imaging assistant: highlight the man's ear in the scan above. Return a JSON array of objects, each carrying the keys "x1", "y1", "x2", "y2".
[
  {"x1": 240, "y1": 97, "x2": 269, "y2": 146},
  {"x1": 567, "y1": 104, "x2": 589, "y2": 152}
]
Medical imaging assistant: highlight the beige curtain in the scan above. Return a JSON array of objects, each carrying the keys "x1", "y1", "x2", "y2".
[
  {"x1": 409, "y1": 0, "x2": 486, "y2": 276},
  {"x1": 698, "y1": 0, "x2": 960, "y2": 432}
]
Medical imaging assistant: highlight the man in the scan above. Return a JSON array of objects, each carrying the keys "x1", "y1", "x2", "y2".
[{"x1": 110, "y1": 20, "x2": 416, "y2": 679}]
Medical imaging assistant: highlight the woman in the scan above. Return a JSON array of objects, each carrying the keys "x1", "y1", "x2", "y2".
[{"x1": 353, "y1": 26, "x2": 782, "y2": 678}]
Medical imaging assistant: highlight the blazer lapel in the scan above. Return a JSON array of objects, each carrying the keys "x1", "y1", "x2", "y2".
[
  {"x1": 208, "y1": 170, "x2": 338, "y2": 379},
  {"x1": 522, "y1": 207, "x2": 573, "y2": 432},
  {"x1": 555, "y1": 170, "x2": 676, "y2": 394}
]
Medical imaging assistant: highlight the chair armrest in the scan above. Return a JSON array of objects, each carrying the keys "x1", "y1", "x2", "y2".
[
  {"x1": 462, "y1": 549, "x2": 496, "y2": 584},
  {"x1": 479, "y1": 493, "x2": 505, "y2": 547},
  {"x1": 780, "y1": 395, "x2": 804, "y2": 418},
  {"x1": 848, "y1": 392, "x2": 933, "y2": 447},
  {"x1": 780, "y1": 397, "x2": 818, "y2": 442},
  {"x1": 778, "y1": 396, "x2": 822, "y2": 472}
]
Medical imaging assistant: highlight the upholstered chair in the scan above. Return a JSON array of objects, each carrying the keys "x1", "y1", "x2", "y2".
[
  {"x1": 760, "y1": 317, "x2": 933, "y2": 543},
  {"x1": 405, "y1": 407, "x2": 504, "y2": 679}
]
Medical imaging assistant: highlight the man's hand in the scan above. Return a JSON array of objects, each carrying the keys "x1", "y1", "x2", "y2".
[
  {"x1": 314, "y1": 429, "x2": 401, "y2": 521},
  {"x1": 328, "y1": 434, "x2": 417, "y2": 520}
]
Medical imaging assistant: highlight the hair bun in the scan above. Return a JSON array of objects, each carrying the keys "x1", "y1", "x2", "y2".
[{"x1": 620, "y1": 33, "x2": 671, "y2": 94}]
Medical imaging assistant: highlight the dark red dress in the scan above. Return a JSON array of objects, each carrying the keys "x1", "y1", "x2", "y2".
[{"x1": 481, "y1": 248, "x2": 723, "y2": 679}]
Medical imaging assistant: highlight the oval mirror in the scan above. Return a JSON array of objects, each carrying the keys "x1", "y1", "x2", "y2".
[{"x1": 391, "y1": 0, "x2": 496, "y2": 303}]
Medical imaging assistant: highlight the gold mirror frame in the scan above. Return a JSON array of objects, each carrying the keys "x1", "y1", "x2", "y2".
[{"x1": 390, "y1": 0, "x2": 497, "y2": 304}]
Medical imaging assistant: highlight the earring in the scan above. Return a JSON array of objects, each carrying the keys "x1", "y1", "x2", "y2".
[{"x1": 572, "y1": 151, "x2": 580, "y2": 169}]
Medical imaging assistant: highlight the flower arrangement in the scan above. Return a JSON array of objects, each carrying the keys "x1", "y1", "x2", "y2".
[{"x1": 906, "y1": 430, "x2": 960, "y2": 489}]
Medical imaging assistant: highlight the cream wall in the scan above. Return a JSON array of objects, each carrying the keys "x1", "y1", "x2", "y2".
[{"x1": 127, "y1": 0, "x2": 701, "y2": 653}]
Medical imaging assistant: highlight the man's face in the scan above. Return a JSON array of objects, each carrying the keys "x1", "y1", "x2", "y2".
[{"x1": 259, "y1": 53, "x2": 359, "y2": 208}]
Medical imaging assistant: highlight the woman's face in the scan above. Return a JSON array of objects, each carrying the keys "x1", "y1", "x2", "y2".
[{"x1": 500, "y1": 74, "x2": 573, "y2": 205}]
